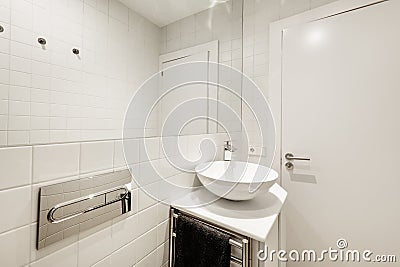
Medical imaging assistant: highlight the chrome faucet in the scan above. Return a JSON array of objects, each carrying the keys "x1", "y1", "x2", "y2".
[{"x1": 224, "y1": 141, "x2": 234, "y2": 161}]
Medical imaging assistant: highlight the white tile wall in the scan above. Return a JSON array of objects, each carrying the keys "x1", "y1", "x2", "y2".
[
  {"x1": 0, "y1": 1, "x2": 342, "y2": 267},
  {"x1": 0, "y1": 135, "x2": 226, "y2": 267},
  {"x1": 0, "y1": 137, "x2": 177, "y2": 266},
  {"x1": 160, "y1": 0, "x2": 243, "y2": 72},
  {"x1": 0, "y1": 225, "x2": 31, "y2": 266},
  {"x1": 0, "y1": 0, "x2": 160, "y2": 147},
  {"x1": 0, "y1": 0, "x2": 170, "y2": 266}
]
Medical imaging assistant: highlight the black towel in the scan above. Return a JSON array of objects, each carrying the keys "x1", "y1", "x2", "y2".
[{"x1": 175, "y1": 214, "x2": 231, "y2": 267}]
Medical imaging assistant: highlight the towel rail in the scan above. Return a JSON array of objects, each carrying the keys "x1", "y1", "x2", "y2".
[
  {"x1": 47, "y1": 184, "x2": 131, "y2": 224},
  {"x1": 169, "y1": 208, "x2": 251, "y2": 267}
]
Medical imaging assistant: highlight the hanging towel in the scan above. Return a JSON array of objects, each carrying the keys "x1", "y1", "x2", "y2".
[{"x1": 175, "y1": 214, "x2": 231, "y2": 267}]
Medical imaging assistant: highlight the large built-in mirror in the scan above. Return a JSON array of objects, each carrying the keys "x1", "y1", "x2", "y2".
[
  {"x1": 147, "y1": 0, "x2": 244, "y2": 138},
  {"x1": 0, "y1": 0, "x2": 243, "y2": 147}
]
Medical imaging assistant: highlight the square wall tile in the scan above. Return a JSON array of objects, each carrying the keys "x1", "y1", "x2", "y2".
[
  {"x1": 110, "y1": 239, "x2": 137, "y2": 267},
  {"x1": 30, "y1": 243, "x2": 78, "y2": 267},
  {"x1": 0, "y1": 146, "x2": 31, "y2": 189},
  {"x1": 80, "y1": 141, "x2": 114, "y2": 174},
  {"x1": 0, "y1": 185, "x2": 31, "y2": 233},
  {"x1": 7, "y1": 130, "x2": 29, "y2": 145},
  {"x1": 123, "y1": 138, "x2": 139, "y2": 165},
  {"x1": 135, "y1": 228, "x2": 157, "y2": 262},
  {"x1": 109, "y1": 0, "x2": 128, "y2": 24},
  {"x1": 111, "y1": 214, "x2": 139, "y2": 251},
  {"x1": 78, "y1": 226, "x2": 113, "y2": 267},
  {"x1": 136, "y1": 249, "x2": 157, "y2": 267},
  {"x1": 137, "y1": 204, "x2": 158, "y2": 236},
  {"x1": 113, "y1": 140, "x2": 126, "y2": 168},
  {"x1": 92, "y1": 257, "x2": 111, "y2": 267},
  {"x1": 33, "y1": 143, "x2": 80, "y2": 183},
  {"x1": 0, "y1": 225, "x2": 30, "y2": 266},
  {"x1": 140, "y1": 137, "x2": 160, "y2": 162}
]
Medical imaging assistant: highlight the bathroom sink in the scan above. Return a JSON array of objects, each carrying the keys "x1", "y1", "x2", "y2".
[{"x1": 195, "y1": 161, "x2": 278, "y2": 201}]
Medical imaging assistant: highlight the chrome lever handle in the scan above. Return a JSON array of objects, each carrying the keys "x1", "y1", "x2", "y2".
[{"x1": 285, "y1": 153, "x2": 310, "y2": 161}]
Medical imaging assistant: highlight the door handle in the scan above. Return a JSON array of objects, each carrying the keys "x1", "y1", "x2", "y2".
[{"x1": 285, "y1": 153, "x2": 310, "y2": 161}]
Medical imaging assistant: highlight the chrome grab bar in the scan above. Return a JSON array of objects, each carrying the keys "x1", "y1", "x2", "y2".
[
  {"x1": 285, "y1": 152, "x2": 310, "y2": 161},
  {"x1": 47, "y1": 184, "x2": 131, "y2": 224}
]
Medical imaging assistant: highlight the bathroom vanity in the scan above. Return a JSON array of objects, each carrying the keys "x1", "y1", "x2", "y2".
[{"x1": 170, "y1": 184, "x2": 287, "y2": 266}]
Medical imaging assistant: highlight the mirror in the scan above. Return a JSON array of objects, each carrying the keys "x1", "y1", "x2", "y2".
[{"x1": 141, "y1": 0, "x2": 244, "y2": 138}]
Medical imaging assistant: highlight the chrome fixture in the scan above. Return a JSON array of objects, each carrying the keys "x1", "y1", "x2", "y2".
[
  {"x1": 169, "y1": 208, "x2": 251, "y2": 267},
  {"x1": 47, "y1": 185, "x2": 131, "y2": 224},
  {"x1": 285, "y1": 152, "x2": 311, "y2": 170},
  {"x1": 285, "y1": 162, "x2": 294, "y2": 170},
  {"x1": 285, "y1": 152, "x2": 310, "y2": 161},
  {"x1": 37, "y1": 169, "x2": 133, "y2": 250},
  {"x1": 72, "y1": 48, "x2": 80, "y2": 55},
  {"x1": 0, "y1": 25, "x2": 3, "y2": 32},
  {"x1": 209, "y1": 0, "x2": 229, "y2": 5},
  {"x1": 224, "y1": 140, "x2": 234, "y2": 161},
  {"x1": 38, "y1": 37, "x2": 46, "y2": 45}
]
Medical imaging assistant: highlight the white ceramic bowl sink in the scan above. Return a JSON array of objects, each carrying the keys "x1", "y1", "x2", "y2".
[{"x1": 195, "y1": 161, "x2": 278, "y2": 201}]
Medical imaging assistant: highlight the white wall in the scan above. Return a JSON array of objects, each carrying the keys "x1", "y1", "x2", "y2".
[
  {"x1": 0, "y1": 0, "x2": 170, "y2": 266},
  {"x1": 0, "y1": 0, "x2": 160, "y2": 146},
  {"x1": 160, "y1": 0, "x2": 242, "y2": 63}
]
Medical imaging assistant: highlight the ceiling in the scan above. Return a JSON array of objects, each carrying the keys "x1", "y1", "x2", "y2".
[{"x1": 119, "y1": 0, "x2": 221, "y2": 27}]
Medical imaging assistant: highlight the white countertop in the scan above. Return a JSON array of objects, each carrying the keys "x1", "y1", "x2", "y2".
[{"x1": 171, "y1": 183, "x2": 287, "y2": 242}]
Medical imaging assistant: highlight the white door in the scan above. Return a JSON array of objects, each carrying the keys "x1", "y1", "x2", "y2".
[{"x1": 281, "y1": 1, "x2": 400, "y2": 265}]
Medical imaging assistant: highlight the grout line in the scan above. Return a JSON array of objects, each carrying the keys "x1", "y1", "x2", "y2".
[
  {"x1": 0, "y1": 220, "x2": 31, "y2": 236},
  {"x1": 91, "y1": 215, "x2": 166, "y2": 267},
  {"x1": 6, "y1": 23, "x2": 10, "y2": 146}
]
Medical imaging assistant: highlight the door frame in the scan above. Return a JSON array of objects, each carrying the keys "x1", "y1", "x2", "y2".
[
  {"x1": 268, "y1": 1, "x2": 386, "y2": 266},
  {"x1": 159, "y1": 41, "x2": 219, "y2": 134},
  {"x1": 159, "y1": 40, "x2": 219, "y2": 68},
  {"x1": 269, "y1": 0, "x2": 386, "y2": 181}
]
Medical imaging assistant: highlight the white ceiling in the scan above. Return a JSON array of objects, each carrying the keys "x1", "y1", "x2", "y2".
[{"x1": 119, "y1": 0, "x2": 219, "y2": 27}]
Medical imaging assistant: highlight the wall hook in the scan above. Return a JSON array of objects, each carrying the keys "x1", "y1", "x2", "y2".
[
  {"x1": 72, "y1": 48, "x2": 80, "y2": 55},
  {"x1": 38, "y1": 37, "x2": 47, "y2": 45},
  {"x1": 0, "y1": 25, "x2": 4, "y2": 33}
]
